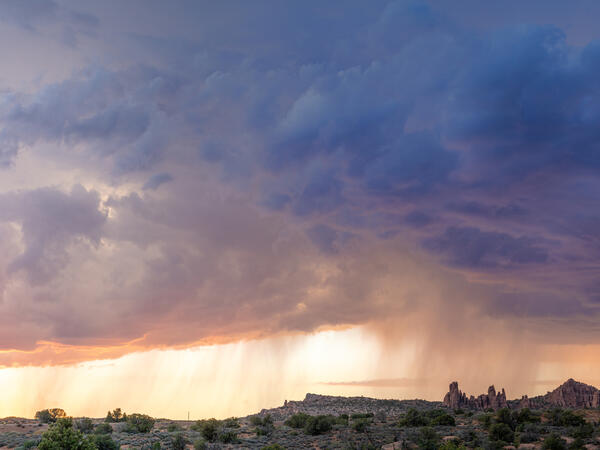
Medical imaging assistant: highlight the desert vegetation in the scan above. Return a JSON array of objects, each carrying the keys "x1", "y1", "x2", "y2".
[{"x1": 3, "y1": 395, "x2": 600, "y2": 449}]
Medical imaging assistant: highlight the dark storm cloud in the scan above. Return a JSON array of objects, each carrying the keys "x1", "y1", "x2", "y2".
[
  {"x1": 423, "y1": 226, "x2": 548, "y2": 268},
  {"x1": 1, "y1": 0, "x2": 600, "y2": 363}
]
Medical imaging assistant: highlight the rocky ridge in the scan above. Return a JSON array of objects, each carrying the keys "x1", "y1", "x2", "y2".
[
  {"x1": 257, "y1": 393, "x2": 440, "y2": 421},
  {"x1": 443, "y1": 378, "x2": 600, "y2": 410}
]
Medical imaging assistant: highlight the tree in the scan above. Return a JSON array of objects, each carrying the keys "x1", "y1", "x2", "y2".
[
  {"x1": 36, "y1": 409, "x2": 67, "y2": 424},
  {"x1": 284, "y1": 413, "x2": 310, "y2": 428},
  {"x1": 105, "y1": 408, "x2": 126, "y2": 423},
  {"x1": 125, "y1": 413, "x2": 155, "y2": 433},
  {"x1": 542, "y1": 433, "x2": 567, "y2": 450},
  {"x1": 38, "y1": 418, "x2": 96, "y2": 450},
  {"x1": 304, "y1": 415, "x2": 335, "y2": 435},
  {"x1": 75, "y1": 418, "x2": 94, "y2": 434},
  {"x1": 489, "y1": 423, "x2": 515, "y2": 444}
]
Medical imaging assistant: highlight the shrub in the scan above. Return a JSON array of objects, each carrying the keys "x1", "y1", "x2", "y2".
[
  {"x1": 94, "y1": 423, "x2": 113, "y2": 434},
  {"x1": 399, "y1": 409, "x2": 429, "y2": 427},
  {"x1": 353, "y1": 418, "x2": 369, "y2": 433},
  {"x1": 489, "y1": 423, "x2": 514, "y2": 444},
  {"x1": 571, "y1": 422, "x2": 594, "y2": 439},
  {"x1": 285, "y1": 413, "x2": 310, "y2": 428},
  {"x1": 336, "y1": 414, "x2": 349, "y2": 426},
  {"x1": 171, "y1": 433, "x2": 189, "y2": 450},
  {"x1": 477, "y1": 413, "x2": 493, "y2": 430},
  {"x1": 351, "y1": 413, "x2": 374, "y2": 419},
  {"x1": 417, "y1": 427, "x2": 440, "y2": 450},
  {"x1": 75, "y1": 418, "x2": 94, "y2": 434},
  {"x1": 92, "y1": 434, "x2": 119, "y2": 450},
  {"x1": 439, "y1": 441, "x2": 467, "y2": 450},
  {"x1": 22, "y1": 439, "x2": 40, "y2": 449},
  {"x1": 218, "y1": 430, "x2": 239, "y2": 443},
  {"x1": 519, "y1": 424, "x2": 540, "y2": 443},
  {"x1": 495, "y1": 408, "x2": 516, "y2": 430},
  {"x1": 431, "y1": 414, "x2": 455, "y2": 426},
  {"x1": 223, "y1": 417, "x2": 240, "y2": 428},
  {"x1": 569, "y1": 437, "x2": 586, "y2": 450},
  {"x1": 192, "y1": 418, "x2": 219, "y2": 442},
  {"x1": 516, "y1": 408, "x2": 541, "y2": 424},
  {"x1": 262, "y1": 445, "x2": 286, "y2": 450},
  {"x1": 542, "y1": 433, "x2": 567, "y2": 450},
  {"x1": 35, "y1": 409, "x2": 67, "y2": 424},
  {"x1": 193, "y1": 439, "x2": 207, "y2": 450},
  {"x1": 546, "y1": 409, "x2": 586, "y2": 427},
  {"x1": 304, "y1": 415, "x2": 335, "y2": 435},
  {"x1": 151, "y1": 443, "x2": 162, "y2": 450},
  {"x1": 166, "y1": 422, "x2": 181, "y2": 432},
  {"x1": 38, "y1": 418, "x2": 96, "y2": 450},
  {"x1": 125, "y1": 413, "x2": 155, "y2": 433}
]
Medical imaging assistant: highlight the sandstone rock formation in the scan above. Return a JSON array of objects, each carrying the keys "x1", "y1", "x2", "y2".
[
  {"x1": 533, "y1": 378, "x2": 600, "y2": 409},
  {"x1": 443, "y1": 381, "x2": 507, "y2": 410},
  {"x1": 444, "y1": 378, "x2": 600, "y2": 410}
]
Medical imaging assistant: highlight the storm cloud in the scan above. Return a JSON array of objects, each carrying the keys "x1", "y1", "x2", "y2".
[{"x1": 0, "y1": 0, "x2": 599, "y2": 369}]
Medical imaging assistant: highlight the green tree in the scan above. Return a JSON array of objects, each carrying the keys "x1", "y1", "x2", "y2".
[
  {"x1": 124, "y1": 413, "x2": 155, "y2": 433},
  {"x1": 489, "y1": 423, "x2": 515, "y2": 444},
  {"x1": 38, "y1": 418, "x2": 96, "y2": 450},
  {"x1": 284, "y1": 413, "x2": 310, "y2": 428},
  {"x1": 304, "y1": 415, "x2": 335, "y2": 435},
  {"x1": 35, "y1": 409, "x2": 67, "y2": 424},
  {"x1": 417, "y1": 427, "x2": 440, "y2": 450},
  {"x1": 542, "y1": 433, "x2": 567, "y2": 450}
]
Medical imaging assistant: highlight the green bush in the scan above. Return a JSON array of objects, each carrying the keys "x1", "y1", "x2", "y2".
[
  {"x1": 38, "y1": 418, "x2": 96, "y2": 450},
  {"x1": 570, "y1": 422, "x2": 594, "y2": 439},
  {"x1": 546, "y1": 409, "x2": 586, "y2": 427},
  {"x1": 519, "y1": 424, "x2": 540, "y2": 443},
  {"x1": 223, "y1": 417, "x2": 240, "y2": 428},
  {"x1": 304, "y1": 415, "x2": 335, "y2": 435},
  {"x1": 351, "y1": 413, "x2": 374, "y2": 419},
  {"x1": 399, "y1": 409, "x2": 429, "y2": 427},
  {"x1": 489, "y1": 423, "x2": 514, "y2": 444},
  {"x1": 218, "y1": 430, "x2": 238, "y2": 443},
  {"x1": 75, "y1": 418, "x2": 94, "y2": 434},
  {"x1": 542, "y1": 433, "x2": 567, "y2": 450},
  {"x1": 516, "y1": 408, "x2": 541, "y2": 424},
  {"x1": 569, "y1": 437, "x2": 586, "y2": 450},
  {"x1": 151, "y1": 443, "x2": 162, "y2": 450},
  {"x1": 417, "y1": 427, "x2": 440, "y2": 450},
  {"x1": 335, "y1": 414, "x2": 349, "y2": 426},
  {"x1": 93, "y1": 423, "x2": 113, "y2": 434},
  {"x1": 261, "y1": 445, "x2": 286, "y2": 450},
  {"x1": 171, "y1": 433, "x2": 189, "y2": 450},
  {"x1": 193, "y1": 439, "x2": 207, "y2": 450},
  {"x1": 284, "y1": 413, "x2": 310, "y2": 428},
  {"x1": 35, "y1": 409, "x2": 67, "y2": 424},
  {"x1": 22, "y1": 439, "x2": 40, "y2": 449},
  {"x1": 92, "y1": 434, "x2": 119, "y2": 450},
  {"x1": 191, "y1": 418, "x2": 219, "y2": 442},
  {"x1": 353, "y1": 418, "x2": 369, "y2": 433},
  {"x1": 477, "y1": 413, "x2": 493, "y2": 430},
  {"x1": 439, "y1": 441, "x2": 467, "y2": 450},
  {"x1": 431, "y1": 414, "x2": 455, "y2": 426},
  {"x1": 125, "y1": 413, "x2": 155, "y2": 433},
  {"x1": 166, "y1": 422, "x2": 181, "y2": 432}
]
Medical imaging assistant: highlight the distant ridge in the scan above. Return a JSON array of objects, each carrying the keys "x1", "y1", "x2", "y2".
[{"x1": 443, "y1": 378, "x2": 600, "y2": 410}]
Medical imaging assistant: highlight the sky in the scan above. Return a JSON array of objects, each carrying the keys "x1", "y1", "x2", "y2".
[{"x1": 1, "y1": 0, "x2": 600, "y2": 419}]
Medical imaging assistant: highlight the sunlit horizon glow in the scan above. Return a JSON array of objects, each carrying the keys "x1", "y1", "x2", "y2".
[{"x1": 1, "y1": 0, "x2": 600, "y2": 419}]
